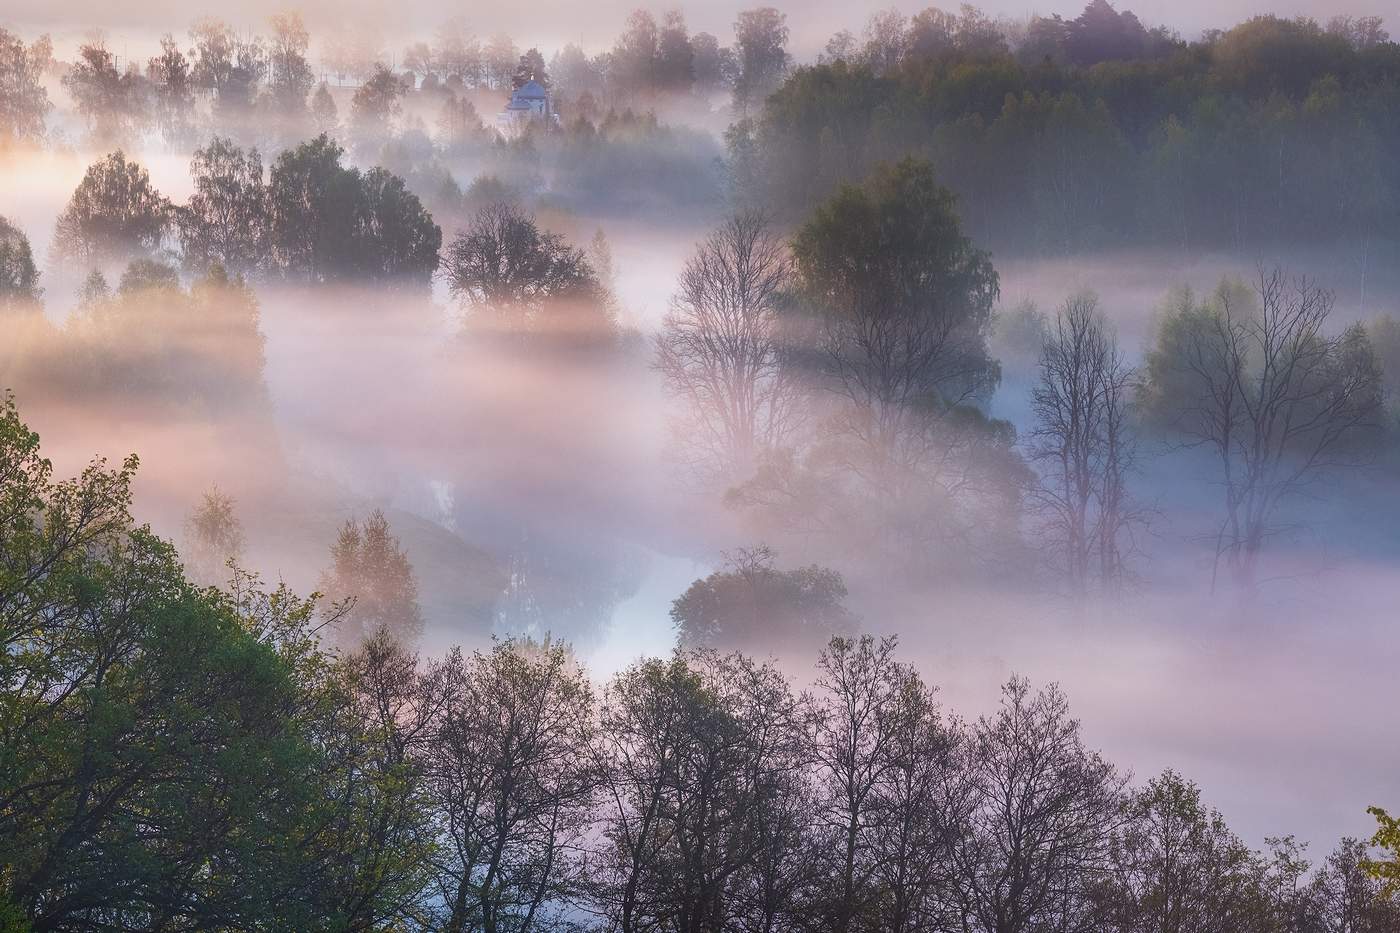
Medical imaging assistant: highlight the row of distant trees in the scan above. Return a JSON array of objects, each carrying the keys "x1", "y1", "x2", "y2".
[
  {"x1": 9, "y1": 137, "x2": 642, "y2": 303},
  {"x1": 734, "y1": 7, "x2": 1400, "y2": 253},
  {"x1": 0, "y1": 5, "x2": 792, "y2": 151},
  {"x1": 38, "y1": 140, "x2": 440, "y2": 286},
  {"x1": 2, "y1": 401, "x2": 1398, "y2": 929}
]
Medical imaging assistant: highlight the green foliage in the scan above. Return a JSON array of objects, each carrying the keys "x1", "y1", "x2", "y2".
[
  {"x1": 0, "y1": 396, "x2": 433, "y2": 929},
  {"x1": 743, "y1": 16, "x2": 1400, "y2": 253},
  {"x1": 1365, "y1": 807, "x2": 1400, "y2": 897},
  {"x1": 792, "y1": 157, "x2": 1000, "y2": 411},
  {"x1": 177, "y1": 136, "x2": 270, "y2": 275}
]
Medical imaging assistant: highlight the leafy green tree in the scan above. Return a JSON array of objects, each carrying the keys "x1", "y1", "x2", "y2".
[
  {"x1": 792, "y1": 157, "x2": 1000, "y2": 465},
  {"x1": 53, "y1": 151, "x2": 172, "y2": 264},
  {"x1": 779, "y1": 157, "x2": 1018, "y2": 560},
  {"x1": 0, "y1": 395, "x2": 397, "y2": 929},
  {"x1": 319, "y1": 509, "x2": 424, "y2": 648},
  {"x1": 269, "y1": 135, "x2": 360, "y2": 281},
  {"x1": 670, "y1": 546, "x2": 853, "y2": 651},
  {"x1": 0, "y1": 217, "x2": 39, "y2": 306},
  {"x1": 358, "y1": 167, "x2": 442, "y2": 287}
]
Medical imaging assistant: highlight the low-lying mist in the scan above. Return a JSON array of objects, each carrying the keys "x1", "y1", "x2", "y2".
[
  {"x1": 6, "y1": 226, "x2": 1397, "y2": 853},
  {"x1": 4, "y1": 0, "x2": 1400, "y2": 871}
]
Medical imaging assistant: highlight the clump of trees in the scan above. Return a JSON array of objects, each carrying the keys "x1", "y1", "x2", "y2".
[
  {"x1": 267, "y1": 135, "x2": 441, "y2": 287},
  {"x1": 711, "y1": 159, "x2": 1025, "y2": 572},
  {"x1": 670, "y1": 545, "x2": 853, "y2": 650},
  {"x1": 53, "y1": 140, "x2": 440, "y2": 289},
  {"x1": 0, "y1": 396, "x2": 1397, "y2": 929}
]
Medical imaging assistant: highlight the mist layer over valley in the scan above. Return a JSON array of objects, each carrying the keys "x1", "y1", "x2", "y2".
[{"x1": 2, "y1": 2, "x2": 1400, "y2": 929}]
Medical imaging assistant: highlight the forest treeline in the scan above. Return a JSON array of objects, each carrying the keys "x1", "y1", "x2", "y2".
[
  {"x1": 1, "y1": 394, "x2": 1398, "y2": 930},
  {"x1": 6, "y1": 4, "x2": 1400, "y2": 244},
  {"x1": 731, "y1": 4, "x2": 1400, "y2": 253}
]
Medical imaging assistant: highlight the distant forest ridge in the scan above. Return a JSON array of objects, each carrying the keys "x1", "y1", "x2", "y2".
[{"x1": 2, "y1": 4, "x2": 1398, "y2": 256}]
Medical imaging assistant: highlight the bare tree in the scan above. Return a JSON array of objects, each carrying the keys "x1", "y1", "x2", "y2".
[
  {"x1": 655, "y1": 211, "x2": 803, "y2": 485},
  {"x1": 428, "y1": 637, "x2": 598, "y2": 933},
  {"x1": 592, "y1": 650, "x2": 803, "y2": 933},
  {"x1": 333, "y1": 629, "x2": 450, "y2": 929},
  {"x1": 443, "y1": 202, "x2": 603, "y2": 331},
  {"x1": 1028, "y1": 293, "x2": 1143, "y2": 593},
  {"x1": 952, "y1": 676, "x2": 1126, "y2": 933},
  {"x1": 1142, "y1": 269, "x2": 1383, "y2": 588},
  {"x1": 805, "y1": 635, "x2": 906, "y2": 933},
  {"x1": 868, "y1": 662, "x2": 970, "y2": 933}
]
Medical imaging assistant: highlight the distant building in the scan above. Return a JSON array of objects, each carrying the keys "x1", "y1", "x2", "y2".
[{"x1": 498, "y1": 79, "x2": 554, "y2": 135}]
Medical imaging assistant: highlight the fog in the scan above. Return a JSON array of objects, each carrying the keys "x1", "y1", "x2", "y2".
[{"x1": 3, "y1": 0, "x2": 1399, "y2": 877}]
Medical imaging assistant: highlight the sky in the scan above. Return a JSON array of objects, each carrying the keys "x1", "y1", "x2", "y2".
[{"x1": 5, "y1": 0, "x2": 1394, "y2": 62}]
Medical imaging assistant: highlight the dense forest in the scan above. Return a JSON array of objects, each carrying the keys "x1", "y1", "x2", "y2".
[{"x1": 2, "y1": 0, "x2": 1400, "y2": 929}]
